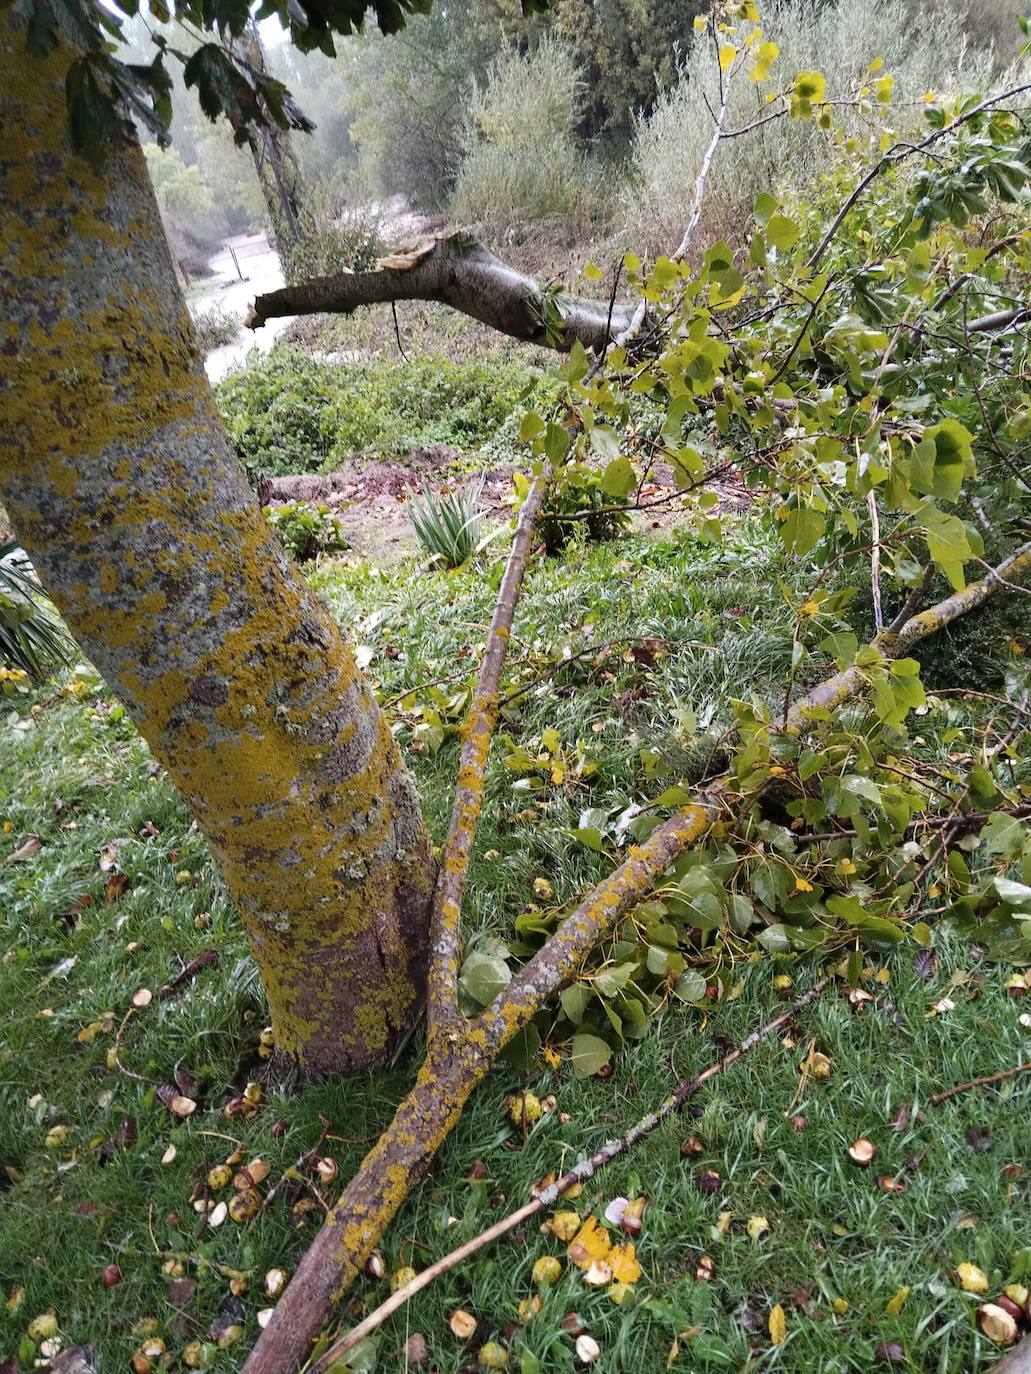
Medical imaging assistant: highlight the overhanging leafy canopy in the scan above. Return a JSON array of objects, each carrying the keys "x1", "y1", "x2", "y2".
[{"x1": 1, "y1": 0, "x2": 553, "y2": 159}]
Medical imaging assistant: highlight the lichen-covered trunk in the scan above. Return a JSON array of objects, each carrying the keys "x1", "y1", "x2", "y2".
[{"x1": 0, "y1": 17, "x2": 435, "y2": 1074}]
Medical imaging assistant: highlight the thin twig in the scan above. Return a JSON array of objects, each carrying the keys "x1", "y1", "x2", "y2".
[
  {"x1": 931, "y1": 1062, "x2": 1031, "y2": 1106},
  {"x1": 311, "y1": 979, "x2": 829, "y2": 1372},
  {"x1": 868, "y1": 489, "x2": 885, "y2": 632}
]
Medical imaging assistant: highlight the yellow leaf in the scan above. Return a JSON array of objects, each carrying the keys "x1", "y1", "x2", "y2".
[
  {"x1": 769, "y1": 1303, "x2": 787, "y2": 1345},
  {"x1": 719, "y1": 43, "x2": 737, "y2": 72},
  {"x1": 868, "y1": 56, "x2": 884, "y2": 73},
  {"x1": 794, "y1": 877, "x2": 813, "y2": 893},
  {"x1": 544, "y1": 1045, "x2": 562, "y2": 1070},
  {"x1": 875, "y1": 74, "x2": 895, "y2": 104},
  {"x1": 833, "y1": 1297, "x2": 849, "y2": 1315},
  {"x1": 568, "y1": 1217, "x2": 612, "y2": 1269},
  {"x1": 885, "y1": 1287, "x2": 909, "y2": 1316},
  {"x1": 608, "y1": 1243, "x2": 641, "y2": 1285}
]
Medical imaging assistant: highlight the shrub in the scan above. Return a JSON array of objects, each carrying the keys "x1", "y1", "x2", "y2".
[
  {"x1": 535, "y1": 462, "x2": 633, "y2": 553},
  {"x1": 280, "y1": 183, "x2": 383, "y2": 286},
  {"x1": 626, "y1": 0, "x2": 999, "y2": 252},
  {"x1": 216, "y1": 347, "x2": 561, "y2": 478},
  {"x1": 407, "y1": 478, "x2": 486, "y2": 568},
  {"x1": 189, "y1": 302, "x2": 240, "y2": 354},
  {"x1": 263, "y1": 502, "x2": 348, "y2": 562},
  {"x1": 451, "y1": 37, "x2": 600, "y2": 232}
]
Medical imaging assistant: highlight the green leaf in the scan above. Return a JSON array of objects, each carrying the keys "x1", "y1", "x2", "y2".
[
  {"x1": 570, "y1": 1032, "x2": 612, "y2": 1078},
  {"x1": 571, "y1": 826, "x2": 607, "y2": 853},
  {"x1": 673, "y1": 969, "x2": 707, "y2": 1003},
  {"x1": 544, "y1": 422, "x2": 570, "y2": 463},
  {"x1": 780, "y1": 507, "x2": 826, "y2": 557},
  {"x1": 598, "y1": 456, "x2": 636, "y2": 500},
  {"x1": 766, "y1": 213, "x2": 799, "y2": 250},
  {"x1": 996, "y1": 875, "x2": 1031, "y2": 906},
  {"x1": 560, "y1": 984, "x2": 593, "y2": 1024},
  {"x1": 457, "y1": 951, "x2": 510, "y2": 1007},
  {"x1": 981, "y1": 812, "x2": 1026, "y2": 856}
]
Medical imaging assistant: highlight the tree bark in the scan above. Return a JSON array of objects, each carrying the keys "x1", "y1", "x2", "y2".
[
  {"x1": 247, "y1": 233, "x2": 633, "y2": 352},
  {"x1": 0, "y1": 14, "x2": 435, "y2": 1075}
]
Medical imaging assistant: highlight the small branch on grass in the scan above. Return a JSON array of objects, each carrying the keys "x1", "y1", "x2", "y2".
[
  {"x1": 311, "y1": 978, "x2": 829, "y2": 1373},
  {"x1": 158, "y1": 948, "x2": 219, "y2": 1000},
  {"x1": 931, "y1": 1062, "x2": 1031, "y2": 1106}
]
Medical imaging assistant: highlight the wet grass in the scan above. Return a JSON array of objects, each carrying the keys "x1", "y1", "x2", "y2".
[{"x1": 1, "y1": 522, "x2": 1028, "y2": 1373}]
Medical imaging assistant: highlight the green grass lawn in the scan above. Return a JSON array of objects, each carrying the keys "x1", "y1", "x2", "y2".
[{"x1": 1, "y1": 522, "x2": 1029, "y2": 1373}]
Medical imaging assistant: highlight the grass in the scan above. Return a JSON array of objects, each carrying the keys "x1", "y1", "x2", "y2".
[{"x1": 1, "y1": 520, "x2": 1028, "y2": 1373}]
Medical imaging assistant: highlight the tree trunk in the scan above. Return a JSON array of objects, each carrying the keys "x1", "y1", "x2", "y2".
[{"x1": 0, "y1": 15, "x2": 435, "y2": 1074}]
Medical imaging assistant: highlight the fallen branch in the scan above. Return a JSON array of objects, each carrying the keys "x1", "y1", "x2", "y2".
[
  {"x1": 986, "y1": 1336, "x2": 1031, "y2": 1374},
  {"x1": 931, "y1": 1061, "x2": 1031, "y2": 1106},
  {"x1": 312, "y1": 977, "x2": 829, "y2": 1371},
  {"x1": 242, "y1": 544, "x2": 1031, "y2": 1374},
  {"x1": 247, "y1": 234, "x2": 632, "y2": 353},
  {"x1": 426, "y1": 468, "x2": 551, "y2": 1034}
]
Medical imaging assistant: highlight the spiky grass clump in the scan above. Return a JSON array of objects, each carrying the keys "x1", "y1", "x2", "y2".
[
  {"x1": 0, "y1": 544, "x2": 73, "y2": 681},
  {"x1": 408, "y1": 477, "x2": 486, "y2": 569}
]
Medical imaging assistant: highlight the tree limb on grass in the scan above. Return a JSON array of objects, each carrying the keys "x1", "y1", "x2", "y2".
[
  {"x1": 241, "y1": 543, "x2": 1031, "y2": 1374},
  {"x1": 312, "y1": 977, "x2": 829, "y2": 1372},
  {"x1": 247, "y1": 233, "x2": 632, "y2": 353},
  {"x1": 426, "y1": 467, "x2": 551, "y2": 1035}
]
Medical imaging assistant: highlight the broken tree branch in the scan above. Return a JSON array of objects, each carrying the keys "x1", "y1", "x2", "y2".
[
  {"x1": 427, "y1": 468, "x2": 551, "y2": 1035},
  {"x1": 242, "y1": 544, "x2": 1031, "y2": 1374},
  {"x1": 312, "y1": 977, "x2": 829, "y2": 1372},
  {"x1": 247, "y1": 233, "x2": 632, "y2": 353}
]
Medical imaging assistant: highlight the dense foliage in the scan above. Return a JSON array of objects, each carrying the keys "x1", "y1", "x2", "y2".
[{"x1": 216, "y1": 348, "x2": 562, "y2": 477}]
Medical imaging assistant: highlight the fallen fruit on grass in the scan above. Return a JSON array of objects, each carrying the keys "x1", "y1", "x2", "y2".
[
  {"x1": 680, "y1": 1135, "x2": 704, "y2": 1159},
  {"x1": 183, "y1": 1341, "x2": 215, "y2": 1368},
  {"x1": 993, "y1": 1294, "x2": 1024, "y2": 1325},
  {"x1": 547, "y1": 1211, "x2": 581, "y2": 1242},
  {"x1": 132, "y1": 988, "x2": 152, "y2": 1008},
  {"x1": 264, "y1": 1269, "x2": 288, "y2": 1299},
  {"x1": 809, "y1": 1052, "x2": 832, "y2": 1080},
  {"x1": 228, "y1": 1188, "x2": 261, "y2": 1223},
  {"x1": 507, "y1": 1092, "x2": 542, "y2": 1128},
  {"x1": 364, "y1": 1251, "x2": 385, "y2": 1279},
  {"x1": 746, "y1": 1215, "x2": 770, "y2": 1242},
  {"x1": 392, "y1": 1266, "x2": 417, "y2": 1294},
  {"x1": 696, "y1": 1169, "x2": 721, "y2": 1194},
  {"x1": 956, "y1": 1263, "x2": 989, "y2": 1294},
  {"x1": 207, "y1": 1165, "x2": 232, "y2": 1191},
  {"x1": 257, "y1": 1309, "x2": 274, "y2": 1330},
  {"x1": 696, "y1": 1255, "x2": 716, "y2": 1281},
  {"x1": 532, "y1": 1256, "x2": 562, "y2": 1287},
  {"x1": 875, "y1": 1341, "x2": 905, "y2": 1364},
  {"x1": 234, "y1": 1158, "x2": 270, "y2": 1189},
  {"x1": 478, "y1": 1341, "x2": 508, "y2": 1368},
  {"x1": 575, "y1": 1334, "x2": 601, "y2": 1364},
  {"x1": 518, "y1": 1296, "x2": 542, "y2": 1321},
  {"x1": 315, "y1": 1156, "x2": 337, "y2": 1185},
  {"x1": 44, "y1": 1125, "x2": 71, "y2": 1148},
  {"x1": 449, "y1": 1309, "x2": 477, "y2": 1340},
  {"x1": 102, "y1": 1264, "x2": 121, "y2": 1287},
  {"x1": 161, "y1": 1144, "x2": 176, "y2": 1165},
  {"x1": 978, "y1": 1303, "x2": 1019, "y2": 1345},
  {"x1": 848, "y1": 1138, "x2": 878, "y2": 1165},
  {"x1": 561, "y1": 1312, "x2": 586, "y2": 1337},
  {"x1": 620, "y1": 1196, "x2": 647, "y2": 1237},
  {"x1": 27, "y1": 1313, "x2": 59, "y2": 1341}
]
